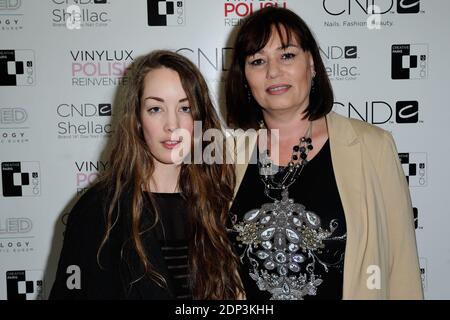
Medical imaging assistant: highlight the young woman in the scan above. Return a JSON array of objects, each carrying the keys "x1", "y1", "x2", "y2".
[{"x1": 49, "y1": 50, "x2": 242, "y2": 299}]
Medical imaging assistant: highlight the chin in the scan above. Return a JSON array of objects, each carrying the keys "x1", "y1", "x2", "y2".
[
  {"x1": 164, "y1": 153, "x2": 190, "y2": 165},
  {"x1": 154, "y1": 157, "x2": 182, "y2": 166},
  {"x1": 150, "y1": 145, "x2": 192, "y2": 166},
  {"x1": 263, "y1": 104, "x2": 296, "y2": 112}
]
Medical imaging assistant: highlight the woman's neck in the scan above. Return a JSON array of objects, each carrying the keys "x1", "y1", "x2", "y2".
[
  {"x1": 263, "y1": 109, "x2": 312, "y2": 144},
  {"x1": 148, "y1": 162, "x2": 181, "y2": 193},
  {"x1": 262, "y1": 110, "x2": 328, "y2": 166}
]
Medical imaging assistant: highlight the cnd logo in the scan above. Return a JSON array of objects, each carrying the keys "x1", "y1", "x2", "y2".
[{"x1": 322, "y1": 0, "x2": 421, "y2": 15}]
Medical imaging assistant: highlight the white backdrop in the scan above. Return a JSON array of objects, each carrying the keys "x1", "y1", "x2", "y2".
[{"x1": 1, "y1": 0, "x2": 449, "y2": 300}]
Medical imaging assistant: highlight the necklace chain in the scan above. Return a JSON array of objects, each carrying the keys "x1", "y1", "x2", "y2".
[{"x1": 258, "y1": 121, "x2": 313, "y2": 201}]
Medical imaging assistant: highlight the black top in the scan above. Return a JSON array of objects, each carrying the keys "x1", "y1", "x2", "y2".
[
  {"x1": 150, "y1": 193, "x2": 191, "y2": 300},
  {"x1": 49, "y1": 185, "x2": 192, "y2": 300},
  {"x1": 229, "y1": 140, "x2": 347, "y2": 300}
]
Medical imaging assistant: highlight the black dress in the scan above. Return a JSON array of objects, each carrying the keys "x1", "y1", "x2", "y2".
[
  {"x1": 49, "y1": 185, "x2": 192, "y2": 300},
  {"x1": 229, "y1": 140, "x2": 347, "y2": 300}
]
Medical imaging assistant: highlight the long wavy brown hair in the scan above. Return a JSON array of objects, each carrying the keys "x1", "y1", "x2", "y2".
[{"x1": 97, "y1": 50, "x2": 242, "y2": 299}]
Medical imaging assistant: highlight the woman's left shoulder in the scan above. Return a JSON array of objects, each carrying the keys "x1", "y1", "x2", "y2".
[{"x1": 329, "y1": 111, "x2": 392, "y2": 144}]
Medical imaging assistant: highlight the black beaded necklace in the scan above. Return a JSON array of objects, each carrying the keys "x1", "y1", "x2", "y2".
[{"x1": 258, "y1": 121, "x2": 313, "y2": 201}]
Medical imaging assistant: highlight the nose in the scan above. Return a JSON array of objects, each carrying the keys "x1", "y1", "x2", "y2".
[
  {"x1": 163, "y1": 109, "x2": 179, "y2": 133},
  {"x1": 266, "y1": 58, "x2": 281, "y2": 80}
]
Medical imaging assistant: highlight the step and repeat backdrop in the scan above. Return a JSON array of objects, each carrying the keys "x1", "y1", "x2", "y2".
[{"x1": 1, "y1": 0, "x2": 449, "y2": 300}]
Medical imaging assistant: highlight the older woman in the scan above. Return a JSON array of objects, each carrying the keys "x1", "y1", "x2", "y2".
[{"x1": 225, "y1": 7, "x2": 422, "y2": 300}]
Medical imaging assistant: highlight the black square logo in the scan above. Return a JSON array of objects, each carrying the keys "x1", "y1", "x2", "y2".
[
  {"x1": 0, "y1": 50, "x2": 35, "y2": 86},
  {"x1": 344, "y1": 46, "x2": 357, "y2": 59},
  {"x1": 391, "y1": 44, "x2": 428, "y2": 80},
  {"x1": 98, "y1": 104, "x2": 112, "y2": 116},
  {"x1": 6, "y1": 270, "x2": 43, "y2": 300},
  {"x1": 396, "y1": 101, "x2": 419, "y2": 123},
  {"x1": 1, "y1": 162, "x2": 40, "y2": 197},
  {"x1": 147, "y1": 0, "x2": 185, "y2": 26},
  {"x1": 398, "y1": 152, "x2": 427, "y2": 187},
  {"x1": 397, "y1": 0, "x2": 420, "y2": 14}
]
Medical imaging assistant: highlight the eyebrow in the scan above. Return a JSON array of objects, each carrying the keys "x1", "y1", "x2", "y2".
[{"x1": 143, "y1": 96, "x2": 188, "y2": 103}]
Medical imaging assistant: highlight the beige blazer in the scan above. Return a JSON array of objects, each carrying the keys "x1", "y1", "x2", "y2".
[{"x1": 232, "y1": 111, "x2": 423, "y2": 300}]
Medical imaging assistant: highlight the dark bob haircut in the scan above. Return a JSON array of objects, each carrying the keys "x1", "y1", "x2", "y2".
[{"x1": 225, "y1": 7, "x2": 334, "y2": 129}]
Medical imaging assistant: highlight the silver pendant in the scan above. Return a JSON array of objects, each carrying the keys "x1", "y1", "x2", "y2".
[{"x1": 234, "y1": 189, "x2": 337, "y2": 300}]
